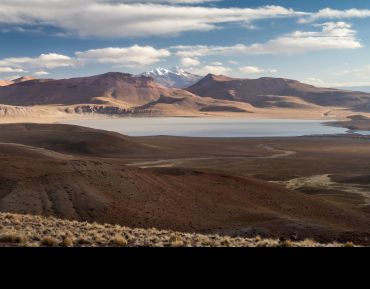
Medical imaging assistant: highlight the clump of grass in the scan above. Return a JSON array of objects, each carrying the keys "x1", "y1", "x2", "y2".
[
  {"x1": 77, "y1": 238, "x2": 92, "y2": 246},
  {"x1": 344, "y1": 242, "x2": 354, "y2": 248},
  {"x1": 41, "y1": 236, "x2": 59, "y2": 247},
  {"x1": 168, "y1": 235, "x2": 185, "y2": 247},
  {"x1": 220, "y1": 238, "x2": 231, "y2": 247},
  {"x1": 256, "y1": 240, "x2": 271, "y2": 247},
  {"x1": 62, "y1": 237, "x2": 74, "y2": 247},
  {"x1": 255, "y1": 235, "x2": 262, "y2": 243},
  {"x1": 111, "y1": 235, "x2": 128, "y2": 247},
  {"x1": 0, "y1": 231, "x2": 26, "y2": 244},
  {"x1": 279, "y1": 240, "x2": 294, "y2": 248},
  {"x1": 170, "y1": 239, "x2": 184, "y2": 247}
]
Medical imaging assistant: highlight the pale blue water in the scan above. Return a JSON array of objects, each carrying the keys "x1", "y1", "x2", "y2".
[
  {"x1": 356, "y1": 131, "x2": 370, "y2": 136},
  {"x1": 62, "y1": 118, "x2": 348, "y2": 138}
]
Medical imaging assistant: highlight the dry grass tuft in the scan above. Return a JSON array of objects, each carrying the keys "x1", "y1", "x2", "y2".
[
  {"x1": 62, "y1": 237, "x2": 74, "y2": 247},
  {"x1": 0, "y1": 231, "x2": 25, "y2": 244},
  {"x1": 0, "y1": 212, "x2": 359, "y2": 247},
  {"x1": 41, "y1": 236, "x2": 59, "y2": 247},
  {"x1": 111, "y1": 235, "x2": 127, "y2": 247},
  {"x1": 344, "y1": 242, "x2": 355, "y2": 248}
]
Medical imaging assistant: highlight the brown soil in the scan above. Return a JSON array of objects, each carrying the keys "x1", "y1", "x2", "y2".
[{"x1": 0, "y1": 123, "x2": 369, "y2": 244}]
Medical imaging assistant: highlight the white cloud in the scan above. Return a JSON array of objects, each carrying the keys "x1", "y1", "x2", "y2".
[
  {"x1": 239, "y1": 66, "x2": 277, "y2": 74},
  {"x1": 304, "y1": 77, "x2": 370, "y2": 88},
  {"x1": 0, "y1": 45, "x2": 170, "y2": 72},
  {"x1": 0, "y1": 67, "x2": 26, "y2": 73},
  {"x1": 173, "y1": 22, "x2": 362, "y2": 57},
  {"x1": 300, "y1": 8, "x2": 370, "y2": 23},
  {"x1": 331, "y1": 65, "x2": 370, "y2": 82},
  {"x1": 0, "y1": 53, "x2": 76, "y2": 69},
  {"x1": 189, "y1": 64, "x2": 231, "y2": 75},
  {"x1": 210, "y1": 61, "x2": 223, "y2": 66},
  {"x1": 75, "y1": 45, "x2": 170, "y2": 67},
  {"x1": 34, "y1": 70, "x2": 50, "y2": 76},
  {"x1": 304, "y1": 64, "x2": 370, "y2": 88},
  {"x1": 0, "y1": 1, "x2": 303, "y2": 38},
  {"x1": 181, "y1": 57, "x2": 200, "y2": 67}
]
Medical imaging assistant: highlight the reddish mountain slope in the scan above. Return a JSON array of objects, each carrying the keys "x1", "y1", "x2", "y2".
[
  {"x1": 187, "y1": 74, "x2": 370, "y2": 109},
  {"x1": 0, "y1": 72, "x2": 194, "y2": 107},
  {"x1": 0, "y1": 80, "x2": 11, "y2": 87}
]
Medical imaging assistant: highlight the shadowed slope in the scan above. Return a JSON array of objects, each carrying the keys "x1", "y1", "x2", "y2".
[{"x1": 0, "y1": 124, "x2": 369, "y2": 244}]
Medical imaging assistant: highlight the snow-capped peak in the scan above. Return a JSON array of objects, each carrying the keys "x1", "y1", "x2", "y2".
[
  {"x1": 170, "y1": 66, "x2": 188, "y2": 76},
  {"x1": 140, "y1": 67, "x2": 202, "y2": 89},
  {"x1": 144, "y1": 67, "x2": 186, "y2": 77}
]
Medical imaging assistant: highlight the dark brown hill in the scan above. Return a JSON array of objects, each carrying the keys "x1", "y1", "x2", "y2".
[{"x1": 0, "y1": 123, "x2": 369, "y2": 243}]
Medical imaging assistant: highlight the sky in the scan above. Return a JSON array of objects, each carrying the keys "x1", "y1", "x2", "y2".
[{"x1": 1, "y1": 0, "x2": 370, "y2": 87}]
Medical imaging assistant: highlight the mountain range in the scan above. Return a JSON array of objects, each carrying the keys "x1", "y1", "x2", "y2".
[
  {"x1": 188, "y1": 74, "x2": 370, "y2": 110},
  {"x1": 1, "y1": 70, "x2": 370, "y2": 118}
]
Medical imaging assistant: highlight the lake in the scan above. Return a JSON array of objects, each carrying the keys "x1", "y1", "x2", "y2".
[
  {"x1": 61, "y1": 118, "x2": 348, "y2": 137},
  {"x1": 356, "y1": 131, "x2": 370, "y2": 136}
]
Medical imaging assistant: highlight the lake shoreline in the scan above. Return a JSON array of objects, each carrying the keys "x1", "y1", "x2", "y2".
[{"x1": 60, "y1": 117, "x2": 348, "y2": 138}]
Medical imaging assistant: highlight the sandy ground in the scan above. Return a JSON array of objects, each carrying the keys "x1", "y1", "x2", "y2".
[
  {"x1": 284, "y1": 175, "x2": 370, "y2": 206},
  {"x1": 1, "y1": 104, "x2": 370, "y2": 124}
]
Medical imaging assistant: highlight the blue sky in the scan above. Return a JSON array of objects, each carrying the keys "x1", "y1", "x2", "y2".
[{"x1": 1, "y1": 0, "x2": 370, "y2": 87}]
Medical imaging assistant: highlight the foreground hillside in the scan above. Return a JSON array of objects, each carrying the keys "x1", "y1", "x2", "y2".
[
  {"x1": 0, "y1": 123, "x2": 369, "y2": 244},
  {"x1": 0, "y1": 213, "x2": 353, "y2": 247}
]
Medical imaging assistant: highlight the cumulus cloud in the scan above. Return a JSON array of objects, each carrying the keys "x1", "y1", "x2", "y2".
[
  {"x1": 0, "y1": 45, "x2": 170, "y2": 72},
  {"x1": 332, "y1": 65, "x2": 370, "y2": 82},
  {"x1": 34, "y1": 71, "x2": 50, "y2": 76},
  {"x1": 0, "y1": 53, "x2": 76, "y2": 69},
  {"x1": 300, "y1": 8, "x2": 370, "y2": 23},
  {"x1": 304, "y1": 76, "x2": 370, "y2": 88},
  {"x1": 0, "y1": 67, "x2": 26, "y2": 73},
  {"x1": 0, "y1": 1, "x2": 303, "y2": 38},
  {"x1": 189, "y1": 64, "x2": 231, "y2": 75},
  {"x1": 173, "y1": 22, "x2": 362, "y2": 57},
  {"x1": 181, "y1": 57, "x2": 201, "y2": 67},
  {"x1": 75, "y1": 45, "x2": 170, "y2": 66},
  {"x1": 239, "y1": 66, "x2": 277, "y2": 74}
]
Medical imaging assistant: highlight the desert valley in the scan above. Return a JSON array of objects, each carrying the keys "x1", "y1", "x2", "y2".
[{"x1": 0, "y1": 70, "x2": 370, "y2": 247}]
